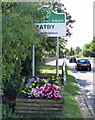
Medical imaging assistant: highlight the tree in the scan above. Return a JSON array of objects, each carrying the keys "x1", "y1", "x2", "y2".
[
  {"x1": 2, "y1": 2, "x2": 47, "y2": 97},
  {"x1": 75, "y1": 47, "x2": 81, "y2": 54},
  {"x1": 90, "y1": 37, "x2": 95, "y2": 57},
  {"x1": 69, "y1": 47, "x2": 74, "y2": 56},
  {"x1": 82, "y1": 37, "x2": 95, "y2": 57}
]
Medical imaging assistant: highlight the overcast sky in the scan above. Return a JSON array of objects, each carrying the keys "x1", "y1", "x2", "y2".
[{"x1": 60, "y1": 0, "x2": 94, "y2": 49}]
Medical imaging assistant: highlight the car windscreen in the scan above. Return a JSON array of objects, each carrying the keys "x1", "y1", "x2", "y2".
[{"x1": 78, "y1": 60, "x2": 90, "y2": 64}]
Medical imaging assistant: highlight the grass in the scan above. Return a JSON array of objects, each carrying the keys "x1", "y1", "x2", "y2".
[
  {"x1": 9, "y1": 64, "x2": 83, "y2": 119},
  {"x1": 39, "y1": 65, "x2": 82, "y2": 118},
  {"x1": 64, "y1": 66, "x2": 80, "y2": 96},
  {"x1": 40, "y1": 65, "x2": 62, "y2": 77},
  {"x1": 61, "y1": 66, "x2": 82, "y2": 118},
  {"x1": 39, "y1": 64, "x2": 83, "y2": 118}
]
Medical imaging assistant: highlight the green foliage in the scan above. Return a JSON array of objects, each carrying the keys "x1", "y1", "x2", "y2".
[
  {"x1": 2, "y1": 2, "x2": 17, "y2": 13},
  {"x1": 41, "y1": 37, "x2": 56, "y2": 57},
  {"x1": 2, "y1": 104, "x2": 20, "y2": 119},
  {"x1": 40, "y1": 65, "x2": 62, "y2": 77},
  {"x1": 65, "y1": 66, "x2": 80, "y2": 95},
  {"x1": 21, "y1": 56, "x2": 32, "y2": 76},
  {"x1": 74, "y1": 46, "x2": 81, "y2": 54},
  {"x1": 21, "y1": 42, "x2": 47, "y2": 76},
  {"x1": 3, "y1": 77, "x2": 21, "y2": 98},
  {"x1": 82, "y1": 37, "x2": 95, "y2": 57},
  {"x1": 59, "y1": 38, "x2": 66, "y2": 58},
  {"x1": 64, "y1": 47, "x2": 82, "y2": 57},
  {"x1": 74, "y1": 53, "x2": 82, "y2": 58},
  {"x1": 61, "y1": 92, "x2": 82, "y2": 118},
  {"x1": 90, "y1": 37, "x2": 95, "y2": 56},
  {"x1": 2, "y1": 1, "x2": 76, "y2": 99},
  {"x1": 2, "y1": 2, "x2": 47, "y2": 97},
  {"x1": 68, "y1": 47, "x2": 74, "y2": 56},
  {"x1": 2, "y1": 104, "x2": 13, "y2": 118},
  {"x1": 61, "y1": 66, "x2": 82, "y2": 118},
  {"x1": 35, "y1": 44, "x2": 46, "y2": 74}
]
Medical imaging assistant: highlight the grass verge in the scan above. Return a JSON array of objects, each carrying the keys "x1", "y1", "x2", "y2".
[
  {"x1": 40, "y1": 65, "x2": 62, "y2": 77},
  {"x1": 61, "y1": 65, "x2": 82, "y2": 118},
  {"x1": 39, "y1": 64, "x2": 83, "y2": 118},
  {"x1": 3, "y1": 64, "x2": 83, "y2": 119}
]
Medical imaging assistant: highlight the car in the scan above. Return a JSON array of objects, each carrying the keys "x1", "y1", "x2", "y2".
[
  {"x1": 69, "y1": 57, "x2": 76, "y2": 63},
  {"x1": 66, "y1": 57, "x2": 70, "y2": 59},
  {"x1": 75, "y1": 59, "x2": 91, "y2": 71}
]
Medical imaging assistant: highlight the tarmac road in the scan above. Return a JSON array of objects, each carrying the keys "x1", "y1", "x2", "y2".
[
  {"x1": 45, "y1": 57, "x2": 95, "y2": 118},
  {"x1": 66, "y1": 58, "x2": 95, "y2": 117},
  {"x1": 45, "y1": 57, "x2": 95, "y2": 117}
]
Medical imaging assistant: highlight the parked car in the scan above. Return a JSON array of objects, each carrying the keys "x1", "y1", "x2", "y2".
[
  {"x1": 75, "y1": 59, "x2": 91, "y2": 71},
  {"x1": 69, "y1": 57, "x2": 76, "y2": 63},
  {"x1": 66, "y1": 57, "x2": 70, "y2": 59}
]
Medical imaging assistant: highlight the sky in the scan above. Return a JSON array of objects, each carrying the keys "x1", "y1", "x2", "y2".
[
  {"x1": 94, "y1": 1, "x2": 95, "y2": 37},
  {"x1": 60, "y1": 0, "x2": 94, "y2": 49}
]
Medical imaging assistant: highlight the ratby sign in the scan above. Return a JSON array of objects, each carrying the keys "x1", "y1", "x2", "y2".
[{"x1": 35, "y1": 8, "x2": 66, "y2": 37}]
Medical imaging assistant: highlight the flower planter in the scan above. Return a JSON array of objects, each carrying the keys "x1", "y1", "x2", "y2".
[
  {"x1": 15, "y1": 76, "x2": 64, "y2": 115},
  {"x1": 15, "y1": 98, "x2": 63, "y2": 115}
]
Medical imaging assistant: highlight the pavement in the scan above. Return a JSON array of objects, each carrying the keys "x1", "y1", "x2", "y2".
[
  {"x1": 75, "y1": 94, "x2": 93, "y2": 118},
  {"x1": 75, "y1": 87, "x2": 94, "y2": 119}
]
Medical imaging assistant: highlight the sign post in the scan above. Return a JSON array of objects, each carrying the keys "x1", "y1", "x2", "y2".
[
  {"x1": 35, "y1": 7, "x2": 66, "y2": 77},
  {"x1": 56, "y1": 37, "x2": 59, "y2": 77},
  {"x1": 32, "y1": 45, "x2": 35, "y2": 76}
]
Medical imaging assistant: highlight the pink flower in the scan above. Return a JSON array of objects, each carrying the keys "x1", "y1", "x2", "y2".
[
  {"x1": 39, "y1": 87, "x2": 44, "y2": 91},
  {"x1": 48, "y1": 91, "x2": 53, "y2": 95},
  {"x1": 42, "y1": 93, "x2": 46, "y2": 97},
  {"x1": 47, "y1": 95, "x2": 52, "y2": 98},
  {"x1": 39, "y1": 83, "x2": 62, "y2": 100},
  {"x1": 36, "y1": 89, "x2": 39, "y2": 93},
  {"x1": 47, "y1": 83, "x2": 51, "y2": 87},
  {"x1": 52, "y1": 84, "x2": 57, "y2": 88},
  {"x1": 44, "y1": 88, "x2": 49, "y2": 93},
  {"x1": 58, "y1": 95, "x2": 62, "y2": 98}
]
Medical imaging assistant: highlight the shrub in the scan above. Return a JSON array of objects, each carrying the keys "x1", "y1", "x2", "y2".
[{"x1": 2, "y1": 104, "x2": 13, "y2": 118}]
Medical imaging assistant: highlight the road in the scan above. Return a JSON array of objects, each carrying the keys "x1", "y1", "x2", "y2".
[
  {"x1": 65, "y1": 58, "x2": 95, "y2": 117},
  {"x1": 45, "y1": 57, "x2": 95, "y2": 117}
]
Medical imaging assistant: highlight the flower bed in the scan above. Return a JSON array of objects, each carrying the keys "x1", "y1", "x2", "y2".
[
  {"x1": 15, "y1": 76, "x2": 63, "y2": 115},
  {"x1": 18, "y1": 76, "x2": 62, "y2": 100}
]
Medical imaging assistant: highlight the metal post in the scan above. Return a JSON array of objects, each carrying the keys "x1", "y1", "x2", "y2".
[
  {"x1": 56, "y1": 37, "x2": 59, "y2": 77},
  {"x1": 32, "y1": 45, "x2": 35, "y2": 77}
]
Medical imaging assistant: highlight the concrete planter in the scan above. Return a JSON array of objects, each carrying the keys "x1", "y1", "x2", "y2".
[{"x1": 15, "y1": 98, "x2": 63, "y2": 115}]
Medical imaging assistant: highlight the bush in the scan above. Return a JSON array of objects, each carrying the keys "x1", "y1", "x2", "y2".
[{"x1": 2, "y1": 104, "x2": 13, "y2": 118}]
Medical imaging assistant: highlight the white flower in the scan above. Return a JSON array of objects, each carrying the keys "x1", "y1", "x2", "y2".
[
  {"x1": 42, "y1": 78, "x2": 47, "y2": 81},
  {"x1": 36, "y1": 86, "x2": 39, "y2": 89},
  {"x1": 29, "y1": 78, "x2": 35, "y2": 82}
]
